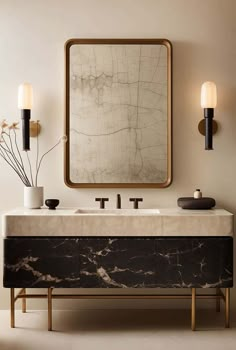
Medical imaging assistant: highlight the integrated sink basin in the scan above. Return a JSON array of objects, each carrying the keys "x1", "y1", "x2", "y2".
[
  {"x1": 2, "y1": 208, "x2": 233, "y2": 237},
  {"x1": 75, "y1": 208, "x2": 161, "y2": 215}
]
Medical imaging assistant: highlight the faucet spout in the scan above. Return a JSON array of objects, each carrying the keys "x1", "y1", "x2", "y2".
[{"x1": 116, "y1": 194, "x2": 121, "y2": 209}]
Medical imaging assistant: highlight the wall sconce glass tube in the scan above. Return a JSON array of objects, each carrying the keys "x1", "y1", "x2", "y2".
[
  {"x1": 200, "y1": 81, "x2": 217, "y2": 150},
  {"x1": 18, "y1": 83, "x2": 33, "y2": 151}
]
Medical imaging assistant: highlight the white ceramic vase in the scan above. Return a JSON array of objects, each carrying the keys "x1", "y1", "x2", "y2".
[{"x1": 24, "y1": 186, "x2": 44, "y2": 209}]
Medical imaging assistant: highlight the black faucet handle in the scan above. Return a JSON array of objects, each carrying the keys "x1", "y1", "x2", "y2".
[
  {"x1": 117, "y1": 194, "x2": 121, "y2": 209},
  {"x1": 95, "y1": 197, "x2": 109, "y2": 209},
  {"x1": 129, "y1": 198, "x2": 143, "y2": 209}
]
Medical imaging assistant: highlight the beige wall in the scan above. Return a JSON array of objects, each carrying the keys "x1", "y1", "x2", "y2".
[{"x1": 0, "y1": 0, "x2": 236, "y2": 310}]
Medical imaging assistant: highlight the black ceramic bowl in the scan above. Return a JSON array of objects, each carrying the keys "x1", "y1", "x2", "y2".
[
  {"x1": 177, "y1": 197, "x2": 216, "y2": 210},
  {"x1": 45, "y1": 199, "x2": 60, "y2": 210}
]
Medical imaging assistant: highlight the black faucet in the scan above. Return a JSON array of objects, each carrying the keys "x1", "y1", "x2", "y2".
[
  {"x1": 95, "y1": 198, "x2": 109, "y2": 209},
  {"x1": 117, "y1": 194, "x2": 121, "y2": 209},
  {"x1": 129, "y1": 198, "x2": 143, "y2": 209}
]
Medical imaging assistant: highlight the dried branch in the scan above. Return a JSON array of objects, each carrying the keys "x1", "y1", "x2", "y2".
[
  {"x1": 36, "y1": 121, "x2": 39, "y2": 183},
  {"x1": 0, "y1": 145, "x2": 30, "y2": 186},
  {"x1": 0, "y1": 119, "x2": 67, "y2": 188},
  {"x1": 1, "y1": 132, "x2": 31, "y2": 185},
  {"x1": 35, "y1": 138, "x2": 61, "y2": 186},
  {"x1": 26, "y1": 151, "x2": 34, "y2": 187}
]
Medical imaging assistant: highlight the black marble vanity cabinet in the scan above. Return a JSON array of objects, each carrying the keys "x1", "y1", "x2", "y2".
[{"x1": 3, "y1": 237, "x2": 233, "y2": 289}]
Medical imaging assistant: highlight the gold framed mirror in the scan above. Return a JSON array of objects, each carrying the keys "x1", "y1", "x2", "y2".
[{"x1": 65, "y1": 39, "x2": 172, "y2": 188}]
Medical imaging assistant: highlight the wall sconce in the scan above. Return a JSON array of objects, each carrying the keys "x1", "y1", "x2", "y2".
[
  {"x1": 18, "y1": 83, "x2": 33, "y2": 151},
  {"x1": 18, "y1": 83, "x2": 41, "y2": 150},
  {"x1": 199, "y1": 81, "x2": 218, "y2": 150}
]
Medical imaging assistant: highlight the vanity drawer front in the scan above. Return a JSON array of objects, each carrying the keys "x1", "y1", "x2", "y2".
[
  {"x1": 78, "y1": 238, "x2": 157, "y2": 288},
  {"x1": 3, "y1": 237, "x2": 233, "y2": 288},
  {"x1": 4, "y1": 238, "x2": 81, "y2": 288},
  {"x1": 155, "y1": 237, "x2": 233, "y2": 288},
  {"x1": 4, "y1": 238, "x2": 157, "y2": 288},
  {"x1": 79, "y1": 237, "x2": 233, "y2": 288}
]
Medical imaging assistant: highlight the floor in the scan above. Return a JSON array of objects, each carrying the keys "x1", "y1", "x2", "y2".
[{"x1": 0, "y1": 309, "x2": 235, "y2": 350}]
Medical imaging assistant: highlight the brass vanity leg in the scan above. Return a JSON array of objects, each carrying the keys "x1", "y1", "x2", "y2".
[
  {"x1": 225, "y1": 288, "x2": 230, "y2": 328},
  {"x1": 10, "y1": 288, "x2": 15, "y2": 328},
  {"x1": 216, "y1": 288, "x2": 220, "y2": 312},
  {"x1": 191, "y1": 288, "x2": 196, "y2": 331},
  {"x1": 48, "y1": 288, "x2": 53, "y2": 331},
  {"x1": 22, "y1": 288, "x2": 26, "y2": 313}
]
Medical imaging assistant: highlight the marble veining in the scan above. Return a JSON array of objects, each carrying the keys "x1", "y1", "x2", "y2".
[
  {"x1": 4, "y1": 237, "x2": 233, "y2": 288},
  {"x1": 69, "y1": 44, "x2": 168, "y2": 183}
]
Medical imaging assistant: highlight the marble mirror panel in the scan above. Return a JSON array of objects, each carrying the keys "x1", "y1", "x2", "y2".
[{"x1": 65, "y1": 39, "x2": 172, "y2": 188}]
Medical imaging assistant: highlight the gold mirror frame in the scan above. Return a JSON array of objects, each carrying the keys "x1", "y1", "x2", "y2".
[{"x1": 65, "y1": 38, "x2": 172, "y2": 188}]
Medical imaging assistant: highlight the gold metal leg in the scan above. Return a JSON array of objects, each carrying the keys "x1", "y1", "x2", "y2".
[
  {"x1": 48, "y1": 288, "x2": 53, "y2": 331},
  {"x1": 22, "y1": 288, "x2": 26, "y2": 313},
  {"x1": 191, "y1": 288, "x2": 196, "y2": 331},
  {"x1": 10, "y1": 288, "x2": 15, "y2": 328},
  {"x1": 216, "y1": 288, "x2": 220, "y2": 312},
  {"x1": 9, "y1": 287, "x2": 229, "y2": 331},
  {"x1": 225, "y1": 288, "x2": 230, "y2": 328}
]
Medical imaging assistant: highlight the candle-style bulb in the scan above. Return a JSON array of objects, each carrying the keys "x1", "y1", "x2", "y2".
[
  {"x1": 18, "y1": 83, "x2": 33, "y2": 110},
  {"x1": 201, "y1": 81, "x2": 217, "y2": 108}
]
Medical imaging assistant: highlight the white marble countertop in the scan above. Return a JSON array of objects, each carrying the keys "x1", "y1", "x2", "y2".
[{"x1": 1, "y1": 207, "x2": 234, "y2": 237}]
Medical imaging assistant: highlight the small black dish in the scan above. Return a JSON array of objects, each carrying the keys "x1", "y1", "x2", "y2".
[
  {"x1": 45, "y1": 199, "x2": 60, "y2": 210},
  {"x1": 177, "y1": 197, "x2": 216, "y2": 210}
]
